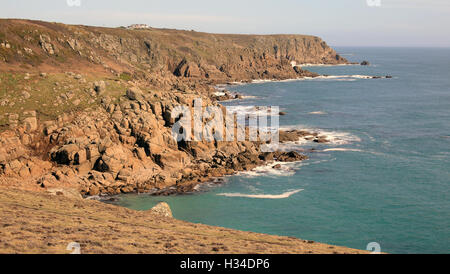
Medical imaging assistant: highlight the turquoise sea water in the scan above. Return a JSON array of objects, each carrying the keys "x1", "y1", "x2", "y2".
[{"x1": 110, "y1": 48, "x2": 450, "y2": 254}]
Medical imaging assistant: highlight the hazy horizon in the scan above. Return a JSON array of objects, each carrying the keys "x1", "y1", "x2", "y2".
[{"x1": 1, "y1": 0, "x2": 449, "y2": 47}]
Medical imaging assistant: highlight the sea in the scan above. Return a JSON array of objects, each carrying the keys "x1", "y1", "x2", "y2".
[{"x1": 107, "y1": 47, "x2": 450, "y2": 254}]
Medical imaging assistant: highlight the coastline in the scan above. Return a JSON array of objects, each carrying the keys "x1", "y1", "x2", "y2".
[{"x1": 0, "y1": 19, "x2": 367, "y2": 253}]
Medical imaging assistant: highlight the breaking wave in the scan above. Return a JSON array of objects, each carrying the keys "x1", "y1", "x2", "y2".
[
  {"x1": 237, "y1": 161, "x2": 301, "y2": 178},
  {"x1": 225, "y1": 105, "x2": 281, "y2": 117},
  {"x1": 280, "y1": 125, "x2": 362, "y2": 146},
  {"x1": 308, "y1": 111, "x2": 327, "y2": 115},
  {"x1": 323, "y1": 148, "x2": 365, "y2": 152},
  {"x1": 217, "y1": 189, "x2": 303, "y2": 199}
]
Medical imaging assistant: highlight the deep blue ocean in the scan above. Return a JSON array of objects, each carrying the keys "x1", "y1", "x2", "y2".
[{"x1": 111, "y1": 47, "x2": 450, "y2": 254}]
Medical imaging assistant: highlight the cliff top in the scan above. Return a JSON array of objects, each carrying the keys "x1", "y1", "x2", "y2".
[{"x1": 0, "y1": 18, "x2": 346, "y2": 75}]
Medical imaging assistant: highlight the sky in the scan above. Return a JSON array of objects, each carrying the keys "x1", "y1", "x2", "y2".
[{"x1": 1, "y1": 0, "x2": 449, "y2": 47}]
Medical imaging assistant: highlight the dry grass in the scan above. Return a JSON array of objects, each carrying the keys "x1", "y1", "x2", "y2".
[{"x1": 0, "y1": 187, "x2": 368, "y2": 254}]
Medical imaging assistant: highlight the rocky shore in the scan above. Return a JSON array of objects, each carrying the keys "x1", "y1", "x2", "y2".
[
  {"x1": 0, "y1": 19, "x2": 374, "y2": 254},
  {"x1": 0, "y1": 19, "x2": 349, "y2": 198}
]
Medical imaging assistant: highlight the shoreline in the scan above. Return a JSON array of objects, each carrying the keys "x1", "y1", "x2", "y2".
[{"x1": 0, "y1": 19, "x2": 368, "y2": 253}]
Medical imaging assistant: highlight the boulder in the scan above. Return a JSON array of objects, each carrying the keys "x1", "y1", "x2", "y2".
[
  {"x1": 126, "y1": 87, "x2": 143, "y2": 100},
  {"x1": 313, "y1": 136, "x2": 329, "y2": 143},
  {"x1": 23, "y1": 117, "x2": 38, "y2": 132},
  {"x1": 39, "y1": 34, "x2": 55, "y2": 55},
  {"x1": 51, "y1": 144, "x2": 80, "y2": 165},
  {"x1": 149, "y1": 202, "x2": 173, "y2": 218},
  {"x1": 273, "y1": 164, "x2": 282, "y2": 169},
  {"x1": 361, "y1": 60, "x2": 370, "y2": 66},
  {"x1": 88, "y1": 185, "x2": 100, "y2": 196},
  {"x1": 21, "y1": 91, "x2": 31, "y2": 99},
  {"x1": 94, "y1": 81, "x2": 106, "y2": 95},
  {"x1": 274, "y1": 151, "x2": 308, "y2": 162}
]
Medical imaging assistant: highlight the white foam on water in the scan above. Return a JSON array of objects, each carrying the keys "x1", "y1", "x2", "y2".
[
  {"x1": 227, "y1": 74, "x2": 384, "y2": 87},
  {"x1": 225, "y1": 105, "x2": 280, "y2": 117},
  {"x1": 280, "y1": 125, "x2": 362, "y2": 146},
  {"x1": 237, "y1": 161, "x2": 301, "y2": 178},
  {"x1": 323, "y1": 148, "x2": 365, "y2": 152},
  {"x1": 308, "y1": 111, "x2": 327, "y2": 115},
  {"x1": 321, "y1": 147, "x2": 386, "y2": 157},
  {"x1": 217, "y1": 189, "x2": 303, "y2": 199},
  {"x1": 240, "y1": 95, "x2": 259, "y2": 99},
  {"x1": 251, "y1": 79, "x2": 275, "y2": 84},
  {"x1": 214, "y1": 91, "x2": 226, "y2": 96},
  {"x1": 249, "y1": 75, "x2": 376, "y2": 84},
  {"x1": 300, "y1": 158, "x2": 337, "y2": 167},
  {"x1": 297, "y1": 63, "x2": 359, "y2": 67},
  {"x1": 311, "y1": 75, "x2": 374, "y2": 80}
]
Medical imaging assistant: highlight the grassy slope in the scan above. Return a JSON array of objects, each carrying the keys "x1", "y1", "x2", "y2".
[{"x1": 0, "y1": 72, "x2": 126, "y2": 128}]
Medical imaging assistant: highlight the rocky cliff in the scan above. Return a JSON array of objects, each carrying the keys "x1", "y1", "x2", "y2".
[
  {"x1": 0, "y1": 19, "x2": 343, "y2": 196},
  {"x1": 0, "y1": 19, "x2": 347, "y2": 80}
]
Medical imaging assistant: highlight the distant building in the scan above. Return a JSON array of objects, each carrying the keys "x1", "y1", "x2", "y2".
[{"x1": 127, "y1": 24, "x2": 151, "y2": 30}]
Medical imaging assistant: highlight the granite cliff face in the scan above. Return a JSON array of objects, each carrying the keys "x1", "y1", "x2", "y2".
[
  {"x1": 0, "y1": 19, "x2": 347, "y2": 80},
  {"x1": 0, "y1": 19, "x2": 342, "y2": 196}
]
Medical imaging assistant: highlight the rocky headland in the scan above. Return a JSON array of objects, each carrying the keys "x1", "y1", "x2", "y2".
[{"x1": 0, "y1": 19, "x2": 348, "y2": 197}]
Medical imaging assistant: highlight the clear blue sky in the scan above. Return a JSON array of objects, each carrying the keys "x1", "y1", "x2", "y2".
[{"x1": 1, "y1": 0, "x2": 449, "y2": 47}]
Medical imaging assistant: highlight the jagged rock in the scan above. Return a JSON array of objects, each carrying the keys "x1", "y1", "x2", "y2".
[
  {"x1": 259, "y1": 152, "x2": 274, "y2": 162},
  {"x1": 279, "y1": 130, "x2": 315, "y2": 143},
  {"x1": 274, "y1": 151, "x2": 308, "y2": 162},
  {"x1": 39, "y1": 34, "x2": 55, "y2": 55},
  {"x1": 273, "y1": 164, "x2": 282, "y2": 169},
  {"x1": 361, "y1": 60, "x2": 370, "y2": 66},
  {"x1": 314, "y1": 136, "x2": 329, "y2": 143}
]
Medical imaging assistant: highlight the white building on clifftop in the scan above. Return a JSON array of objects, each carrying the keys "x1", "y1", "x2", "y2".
[{"x1": 127, "y1": 24, "x2": 151, "y2": 30}]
